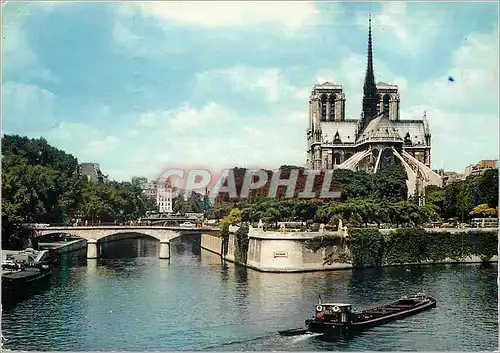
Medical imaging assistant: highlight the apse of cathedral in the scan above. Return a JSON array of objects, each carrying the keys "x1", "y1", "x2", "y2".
[{"x1": 306, "y1": 16, "x2": 443, "y2": 200}]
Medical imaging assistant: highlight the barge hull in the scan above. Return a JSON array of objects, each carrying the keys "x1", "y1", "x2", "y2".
[{"x1": 306, "y1": 296, "x2": 436, "y2": 336}]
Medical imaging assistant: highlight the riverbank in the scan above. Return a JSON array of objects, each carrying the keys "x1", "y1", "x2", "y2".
[{"x1": 201, "y1": 227, "x2": 498, "y2": 273}]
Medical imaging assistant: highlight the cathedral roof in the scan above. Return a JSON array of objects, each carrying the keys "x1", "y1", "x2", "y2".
[
  {"x1": 319, "y1": 118, "x2": 428, "y2": 147},
  {"x1": 358, "y1": 112, "x2": 403, "y2": 142},
  {"x1": 392, "y1": 120, "x2": 427, "y2": 146},
  {"x1": 320, "y1": 121, "x2": 358, "y2": 144}
]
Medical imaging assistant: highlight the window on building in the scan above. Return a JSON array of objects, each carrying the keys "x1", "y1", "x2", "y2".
[
  {"x1": 383, "y1": 94, "x2": 390, "y2": 116},
  {"x1": 321, "y1": 95, "x2": 327, "y2": 121},
  {"x1": 329, "y1": 95, "x2": 335, "y2": 121},
  {"x1": 333, "y1": 153, "x2": 342, "y2": 165}
]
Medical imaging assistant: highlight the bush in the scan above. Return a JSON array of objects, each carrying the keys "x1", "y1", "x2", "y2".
[
  {"x1": 234, "y1": 224, "x2": 250, "y2": 264},
  {"x1": 348, "y1": 228, "x2": 385, "y2": 268}
]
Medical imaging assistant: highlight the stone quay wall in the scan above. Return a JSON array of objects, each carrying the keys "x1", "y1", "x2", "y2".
[
  {"x1": 201, "y1": 227, "x2": 498, "y2": 273},
  {"x1": 201, "y1": 230, "x2": 351, "y2": 272}
]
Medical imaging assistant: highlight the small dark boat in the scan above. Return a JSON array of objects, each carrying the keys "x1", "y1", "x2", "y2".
[
  {"x1": 2, "y1": 262, "x2": 52, "y2": 303},
  {"x1": 279, "y1": 293, "x2": 436, "y2": 337},
  {"x1": 305, "y1": 293, "x2": 436, "y2": 336}
]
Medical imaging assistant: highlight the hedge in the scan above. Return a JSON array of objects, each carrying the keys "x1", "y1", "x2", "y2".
[{"x1": 306, "y1": 228, "x2": 498, "y2": 268}]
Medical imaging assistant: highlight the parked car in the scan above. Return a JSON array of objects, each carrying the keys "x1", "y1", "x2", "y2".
[{"x1": 179, "y1": 222, "x2": 195, "y2": 228}]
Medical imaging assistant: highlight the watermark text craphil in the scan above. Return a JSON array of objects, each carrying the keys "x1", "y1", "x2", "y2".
[{"x1": 156, "y1": 167, "x2": 342, "y2": 201}]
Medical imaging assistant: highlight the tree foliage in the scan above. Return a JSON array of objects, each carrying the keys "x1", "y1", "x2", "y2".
[
  {"x1": 426, "y1": 169, "x2": 498, "y2": 221},
  {"x1": 2, "y1": 135, "x2": 156, "y2": 247},
  {"x1": 470, "y1": 204, "x2": 497, "y2": 217},
  {"x1": 209, "y1": 164, "x2": 498, "y2": 229}
]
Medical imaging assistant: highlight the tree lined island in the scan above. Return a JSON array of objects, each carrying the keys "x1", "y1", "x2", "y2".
[{"x1": 2, "y1": 134, "x2": 498, "y2": 266}]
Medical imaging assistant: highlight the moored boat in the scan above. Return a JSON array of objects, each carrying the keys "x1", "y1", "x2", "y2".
[
  {"x1": 305, "y1": 293, "x2": 436, "y2": 336},
  {"x1": 1, "y1": 250, "x2": 53, "y2": 303}
]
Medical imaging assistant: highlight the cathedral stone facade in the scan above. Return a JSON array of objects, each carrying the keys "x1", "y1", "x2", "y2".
[{"x1": 306, "y1": 17, "x2": 442, "y2": 200}]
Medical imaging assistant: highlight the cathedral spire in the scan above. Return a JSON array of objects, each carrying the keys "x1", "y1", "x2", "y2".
[{"x1": 361, "y1": 13, "x2": 378, "y2": 126}]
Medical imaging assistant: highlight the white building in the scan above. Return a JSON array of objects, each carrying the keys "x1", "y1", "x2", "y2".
[
  {"x1": 141, "y1": 180, "x2": 157, "y2": 200},
  {"x1": 156, "y1": 179, "x2": 173, "y2": 214},
  {"x1": 140, "y1": 179, "x2": 173, "y2": 214}
]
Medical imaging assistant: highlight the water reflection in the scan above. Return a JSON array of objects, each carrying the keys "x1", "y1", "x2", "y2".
[
  {"x1": 99, "y1": 235, "x2": 158, "y2": 259},
  {"x1": 220, "y1": 262, "x2": 230, "y2": 283},
  {"x1": 200, "y1": 249, "x2": 223, "y2": 266},
  {"x1": 234, "y1": 264, "x2": 248, "y2": 283}
]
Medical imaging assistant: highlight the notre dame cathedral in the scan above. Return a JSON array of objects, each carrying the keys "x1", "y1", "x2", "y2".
[{"x1": 306, "y1": 16, "x2": 442, "y2": 200}]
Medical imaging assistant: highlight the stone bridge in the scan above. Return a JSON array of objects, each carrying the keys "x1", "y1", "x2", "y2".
[{"x1": 33, "y1": 226, "x2": 219, "y2": 260}]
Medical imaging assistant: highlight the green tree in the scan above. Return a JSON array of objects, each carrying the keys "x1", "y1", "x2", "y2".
[
  {"x1": 425, "y1": 185, "x2": 445, "y2": 211},
  {"x1": 477, "y1": 169, "x2": 498, "y2": 208},
  {"x1": 373, "y1": 163, "x2": 408, "y2": 202},
  {"x1": 1, "y1": 135, "x2": 157, "y2": 246},
  {"x1": 131, "y1": 176, "x2": 148, "y2": 189},
  {"x1": 221, "y1": 208, "x2": 243, "y2": 227}
]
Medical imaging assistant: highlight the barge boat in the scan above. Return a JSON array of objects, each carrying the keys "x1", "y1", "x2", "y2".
[{"x1": 279, "y1": 293, "x2": 436, "y2": 337}]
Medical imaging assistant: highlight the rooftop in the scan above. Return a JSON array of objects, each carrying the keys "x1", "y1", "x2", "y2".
[
  {"x1": 314, "y1": 81, "x2": 343, "y2": 89},
  {"x1": 376, "y1": 81, "x2": 398, "y2": 87}
]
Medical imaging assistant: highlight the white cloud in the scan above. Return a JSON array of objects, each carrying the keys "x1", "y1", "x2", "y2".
[
  {"x1": 54, "y1": 99, "x2": 308, "y2": 181},
  {"x1": 5, "y1": 3, "x2": 496, "y2": 181},
  {"x1": 356, "y1": 2, "x2": 443, "y2": 55},
  {"x1": 401, "y1": 27, "x2": 499, "y2": 171},
  {"x1": 2, "y1": 23, "x2": 55, "y2": 82},
  {"x1": 167, "y1": 102, "x2": 232, "y2": 132},
  {"x1": 197, "y1": 66, "x2": 310, "y2": 103},
  {"x1": 46, "y1": 122, "x2": 109, "y2": 155},
  {"x1": 2, "y1": 82, "x2": 57, "y2": 132},
  {"x1": 422, "y1": 29, "x2": 499, "y2": 113},
  {"x1": 86, "y1": 136, "x2": 119, "y2": 155},
  {"x1": 120, "y1": 1, "x2": 323, "y2": 32},
  {"x1": 138, "y1": 102, "x2": 232, "y2": 133},
  {"x1": 112, "y1": 22, "x2": 140, "y2": 50}
]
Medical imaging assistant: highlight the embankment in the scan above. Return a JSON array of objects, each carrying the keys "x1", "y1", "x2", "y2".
[{"x1": 201, "y1": 227, "x2": 498, "y2": 273}]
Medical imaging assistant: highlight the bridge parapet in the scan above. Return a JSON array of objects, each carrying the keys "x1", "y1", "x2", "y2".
[
  {"x1": 33, "y1": 225, "x2": 219, "y2": 260},
  {"x1": 33, "y1": 225, "x2": 219, "y2": 242}
]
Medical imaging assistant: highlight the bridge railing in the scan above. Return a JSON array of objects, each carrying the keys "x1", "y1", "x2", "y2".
[{"x1": 35, "y1": 224, "x2": 220, "y2": 231}]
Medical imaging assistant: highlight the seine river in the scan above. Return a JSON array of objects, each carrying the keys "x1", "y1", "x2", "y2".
[{"x1": 2, "y1": 235, "x2": 498, "y2": 351}]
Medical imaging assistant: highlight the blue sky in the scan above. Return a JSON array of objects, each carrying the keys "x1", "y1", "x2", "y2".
[{"x1": 2, "y1": 1, "x2": 498, "y2": 181}]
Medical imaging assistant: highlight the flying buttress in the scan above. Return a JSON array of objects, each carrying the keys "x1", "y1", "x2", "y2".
[
  {"x1": 337, "y1": 149, "x2": 372, "y2": 171},
  {"x1": 391, "y1": 147, "x2": 418, "y2": 197},
  {"x1": 401, "y1": 150, "x2": 443, "y2": 187}
]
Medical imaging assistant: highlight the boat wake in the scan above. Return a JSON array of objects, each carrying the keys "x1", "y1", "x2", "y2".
[
  {"x1": 290, "y1": 332, "x2": 322, "y2": 343},
  {"x1": 201, "y1": 330, "x2": 323, "y2": 351},
  {"x1": 200, "y1": 333, "x2": 277, "y2": 350}
]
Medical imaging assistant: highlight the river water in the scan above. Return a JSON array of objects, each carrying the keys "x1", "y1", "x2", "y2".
[{"x1": 2, "y1": 235, "x2": 498, "y2": 351}]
